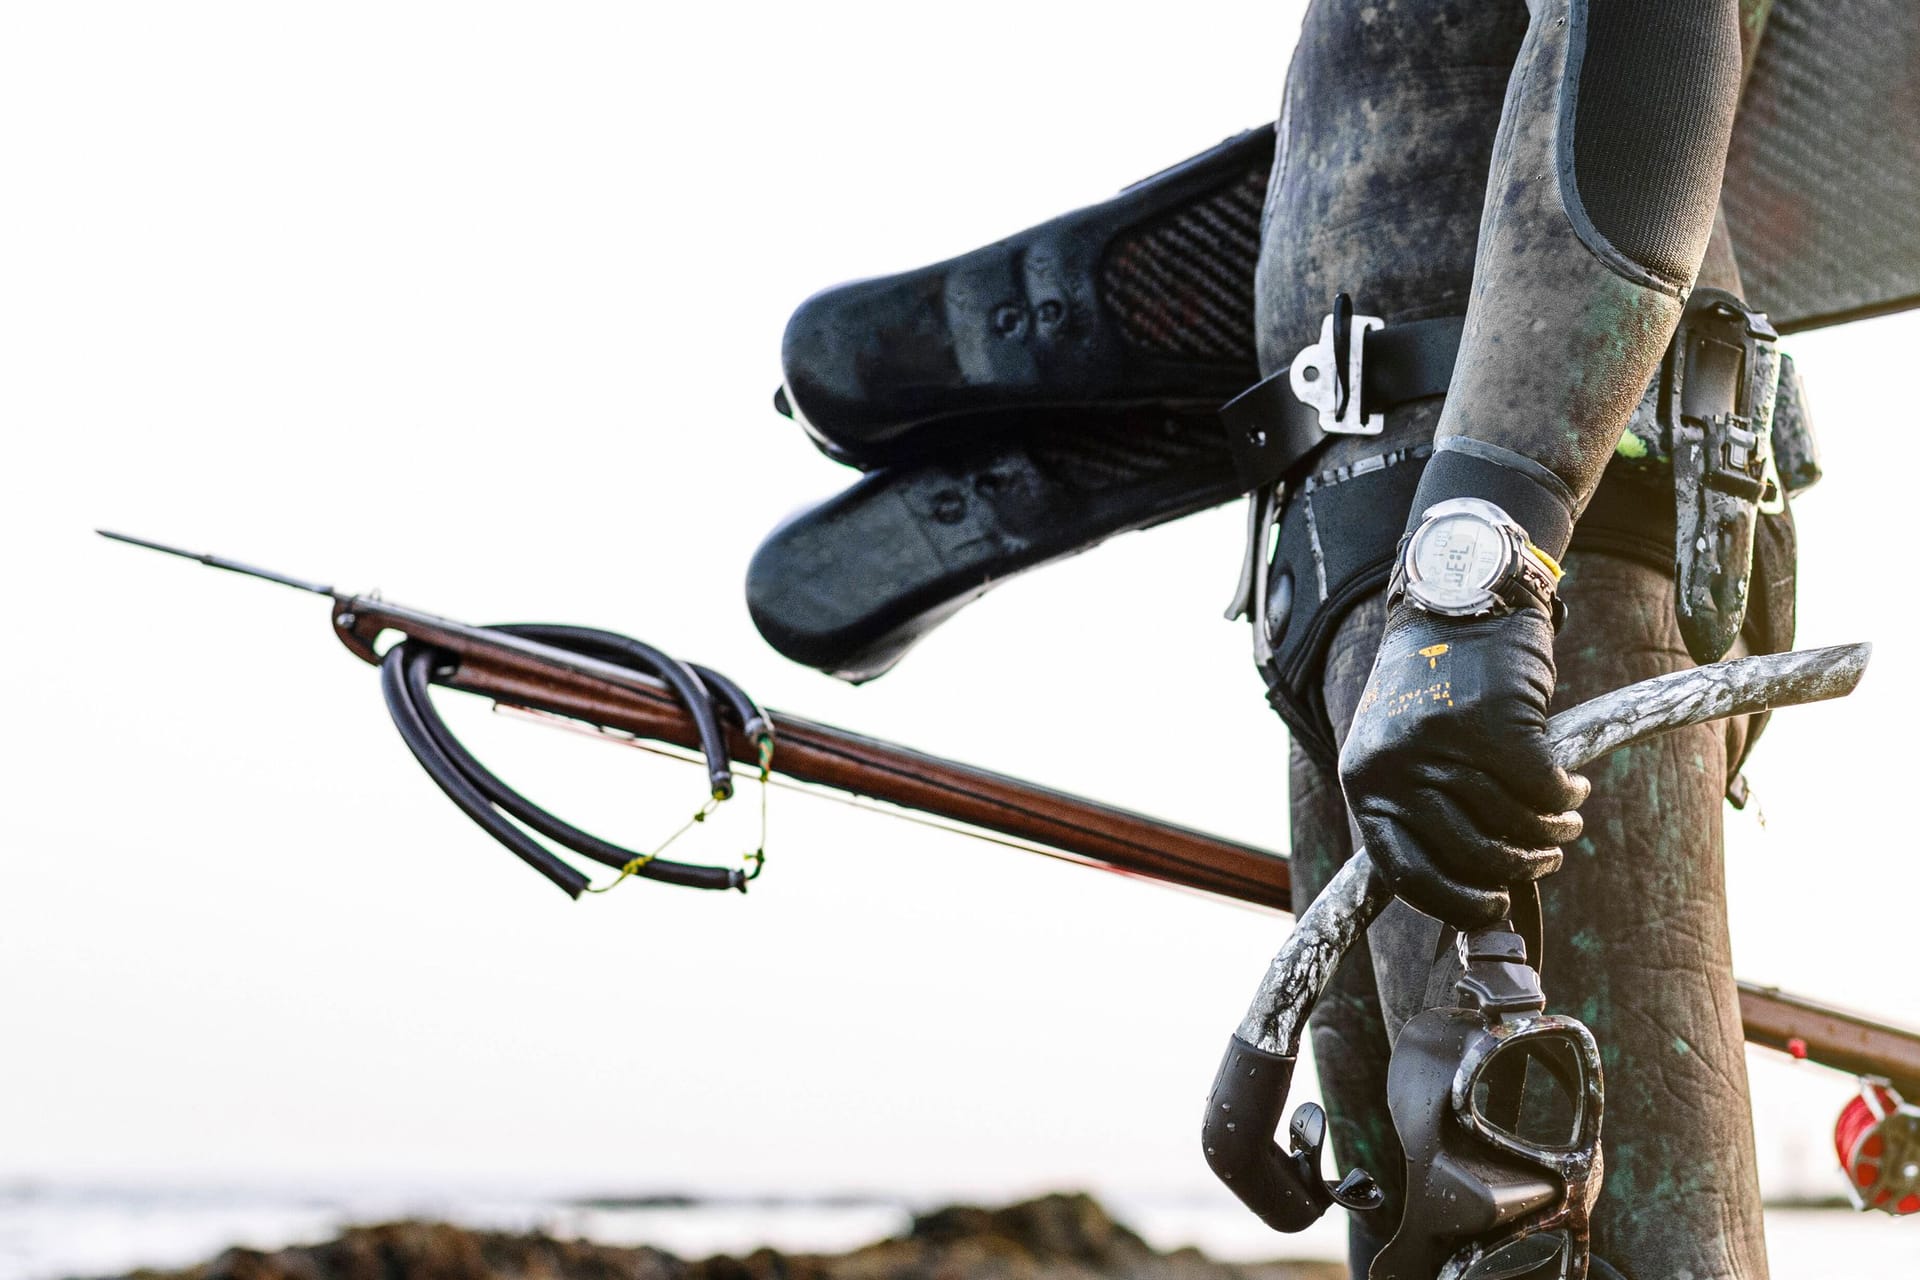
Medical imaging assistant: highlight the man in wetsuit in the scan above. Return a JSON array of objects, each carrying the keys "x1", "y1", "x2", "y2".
[
  {"x1": 1260, "y1": 3, "x2": 1770, "y2": 1276},
  {"x1": 758, "y1": 3, "x2": 1802, "y2": 1275}
]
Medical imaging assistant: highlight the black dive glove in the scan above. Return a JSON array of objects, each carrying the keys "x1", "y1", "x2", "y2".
[
  {"x1": 1339, "y1": 602, "x2": 1588, "y2": 928},
  {"x1": 1337, "y1": 439, "x2": 1590, "y2": 930}
]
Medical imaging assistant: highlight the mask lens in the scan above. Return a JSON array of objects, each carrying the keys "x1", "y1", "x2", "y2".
[
  {"x1": 1468, "y1": 1031, "x2": 1591, "y2": 1154},
  {"x1": 1455, "y1": 1229, "x2": 1570, "y2": 1279}
]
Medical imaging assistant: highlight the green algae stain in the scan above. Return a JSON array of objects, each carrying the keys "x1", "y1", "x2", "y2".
[{"x1": 1740, "y1": 0, "x2": 1774, "y2": 54}]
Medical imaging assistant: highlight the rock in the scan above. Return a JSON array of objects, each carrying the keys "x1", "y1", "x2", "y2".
[{"x1": 118, "y1": 1194, "x2": 1341, "y2": 1280}]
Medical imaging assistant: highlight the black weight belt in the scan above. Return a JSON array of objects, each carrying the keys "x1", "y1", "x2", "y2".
[
  {"x1": 1220, "y1": 315, "x2": 1467, "y2": 492},
  {"x1": 1256, "y1": 454, "x2": 1688, "y2": 769},
  {"x1": 1230, "y1": 306, "x2": 1809, "y2": 768}
]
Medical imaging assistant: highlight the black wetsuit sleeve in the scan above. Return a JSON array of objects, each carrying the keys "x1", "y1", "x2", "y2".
[{"x1": 1420, "y1": 0, "x2": 1745, "y2": 554}]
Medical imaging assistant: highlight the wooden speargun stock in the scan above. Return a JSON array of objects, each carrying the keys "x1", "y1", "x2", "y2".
[{"x1": 98, "y1": 532, "x2": 1918, "y2": 1102}]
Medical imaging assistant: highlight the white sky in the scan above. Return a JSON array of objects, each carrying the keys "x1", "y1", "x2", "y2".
[{"x1": 3, "y1": 0, "x2": 1916, "y2": 1242}]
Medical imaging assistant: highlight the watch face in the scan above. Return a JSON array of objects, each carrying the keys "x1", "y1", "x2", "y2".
[{"x1": 1409, "y1": 512, "x2": 1505, "y2": 609}]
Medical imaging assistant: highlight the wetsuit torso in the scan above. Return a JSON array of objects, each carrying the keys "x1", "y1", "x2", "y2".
[{"x1": 1256, "y1": 1, "x2": 1527, "y2": 371}]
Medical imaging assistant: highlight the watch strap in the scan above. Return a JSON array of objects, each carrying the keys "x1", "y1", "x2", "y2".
[{"x1": 1498, "y1": 543, "x2": 1562, "y2": 617}]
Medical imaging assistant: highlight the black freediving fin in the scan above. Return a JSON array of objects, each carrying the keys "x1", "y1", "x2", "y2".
[
  {"x1": 746, "y1": 410, "x2": 1238, "y2": 681},
  {"x1": 776, "y1": 126, "x2": 1274, "y2": 469}
]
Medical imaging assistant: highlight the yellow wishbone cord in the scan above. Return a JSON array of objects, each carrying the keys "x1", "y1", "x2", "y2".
[
  {"x1": 740, "y1": 737, "x2": 773, "y2": 882},
  {"x1": 585, "y1": 796, "x2": 720, "y2": 893},
  {"x1": 572, "y1": 732, "x2": 1279, "y2": 913},
  {"x1": 587, "y1": 736, "x2": 775, "y2": 894}
]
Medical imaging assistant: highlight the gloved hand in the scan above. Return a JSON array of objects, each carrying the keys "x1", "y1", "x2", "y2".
[{"x1": 1338, "y1": 602, "x2": 1589, "y2": 928}]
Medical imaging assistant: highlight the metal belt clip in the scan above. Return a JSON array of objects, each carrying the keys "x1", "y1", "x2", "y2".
[{"x1": 1291, "y1": 291, "x2": 1384, "y2": 435}]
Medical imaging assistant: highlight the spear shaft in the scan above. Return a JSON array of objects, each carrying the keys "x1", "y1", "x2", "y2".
[
  {"x1": 99, "y1": 530, "x2": 1918, "y2": 1093},
  {"x1": 382, "y1": 611, "x2": 1916, "y2": 1091}
]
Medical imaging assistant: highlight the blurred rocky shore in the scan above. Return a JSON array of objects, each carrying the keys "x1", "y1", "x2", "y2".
[{"x1": 116, "y1": 1193, "x2": 1341, "y2": 1280}]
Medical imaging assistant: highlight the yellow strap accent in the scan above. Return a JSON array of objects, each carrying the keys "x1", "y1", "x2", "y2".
[{"x1": 1526, "y1": 541, "x2": 1565, "y2": 581}]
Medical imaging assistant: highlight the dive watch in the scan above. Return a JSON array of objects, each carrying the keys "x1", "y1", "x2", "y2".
[{"x1": 1390, "y1": 497, "x2": 1564, "y2": 621}]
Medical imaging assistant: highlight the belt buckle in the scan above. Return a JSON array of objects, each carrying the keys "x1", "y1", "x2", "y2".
[
  {"x1": 1290, "y1": 292, "x2": 1384, "y2": 435},
  {"x1": 1673, "y1": 290, "x2": 1782, "y2": 507}
]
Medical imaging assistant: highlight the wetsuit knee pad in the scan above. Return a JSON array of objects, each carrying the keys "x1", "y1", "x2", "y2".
[{"x1": 1561, "y1": 0, "x2": 1744, "y2": 292}]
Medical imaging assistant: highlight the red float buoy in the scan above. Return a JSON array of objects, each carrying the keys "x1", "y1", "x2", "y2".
[{"x1": 1835, "y1": 1080, "x2": 1920, "y2": 1215}]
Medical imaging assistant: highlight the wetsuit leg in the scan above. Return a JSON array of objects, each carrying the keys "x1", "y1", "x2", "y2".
[
  {"x1": 1542, "y1": 553, "x2": 1765, "y2": 1277},
  {"x1": 1286, "y1": 733, "x2": 1401, "y2": 1273}
]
